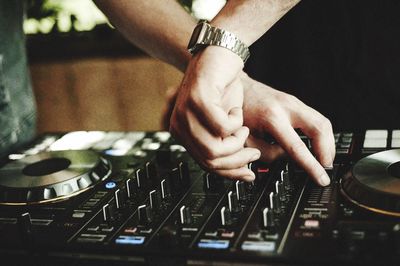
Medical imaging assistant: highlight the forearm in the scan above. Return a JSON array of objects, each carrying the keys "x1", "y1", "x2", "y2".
[
  {"x1": 212, "y1": 0, "x2": 301, "y2": 46},
  {"x1": 94, "y1": 0, "x2": 196, "y2": 72}
]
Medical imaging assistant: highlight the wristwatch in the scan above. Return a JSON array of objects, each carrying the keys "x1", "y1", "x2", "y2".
[{"x1": 187, "y1": 20, "x2": 250, "y2": 63}]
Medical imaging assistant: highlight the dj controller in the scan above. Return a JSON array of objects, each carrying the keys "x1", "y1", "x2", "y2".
[{"x1": 0, "y1": 130, "x2": 399, "y2": 265}]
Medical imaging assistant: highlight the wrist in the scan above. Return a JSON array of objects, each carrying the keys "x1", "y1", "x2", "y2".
[{"x1": 187, "y1": 20, "x2": 250, "y2": 64}]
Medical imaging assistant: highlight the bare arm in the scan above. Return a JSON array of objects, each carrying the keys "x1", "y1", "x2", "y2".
[
  {"x1": 95, "y1": 0, "x2": 333, "y2": 186},
  {"x1": 94, "y1": 0, "x2": 195, "y2": 72},
  {"x1": 212, "y1": 0, "x2": 300, "y2": 45}
]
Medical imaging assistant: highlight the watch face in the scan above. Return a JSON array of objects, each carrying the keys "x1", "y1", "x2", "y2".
[{"x1": 188, "y1": 22, "x2": 207, "y2": 53}]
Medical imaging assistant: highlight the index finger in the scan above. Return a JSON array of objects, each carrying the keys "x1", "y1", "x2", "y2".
[{"x1": 268, "y1": 119, "x2": 331, "y2": 186}]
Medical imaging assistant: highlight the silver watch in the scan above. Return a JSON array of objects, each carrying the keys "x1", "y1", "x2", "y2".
[{"x1": 187, "y1": 20, "x2": 250, "y2": 63}]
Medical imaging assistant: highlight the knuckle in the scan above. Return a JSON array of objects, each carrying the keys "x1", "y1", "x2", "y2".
[
  {"x1": 313, "y1": 116, "x2": 332, "y2": 136},
  {"x1": 203, "y1": 144, "x2": 222, "y2": 160},
  {"x1": 204, "y1": 158, "x2": 220, "y2": 170},
  {"x1": 288, "y1": 140, "x2": 307, "y2": 156}
]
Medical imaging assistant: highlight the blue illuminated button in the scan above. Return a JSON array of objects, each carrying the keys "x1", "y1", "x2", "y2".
[
  {"x1": 115, "y1": 235, "x2": 145, "y2": 245},
  {"x1": 105, "y1": 181, "x2": 116, "y2": 189},
  {"x1": 198, "y1": 239, "x2": 229, "y2": 250},
  {"x1": 241, "y1": 241, "x2": 275, "y2": 252}
]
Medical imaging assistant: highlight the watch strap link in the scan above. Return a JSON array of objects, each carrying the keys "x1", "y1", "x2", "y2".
[{"x1": 202, "y1": 24, "x2": 250, "y2": 63}]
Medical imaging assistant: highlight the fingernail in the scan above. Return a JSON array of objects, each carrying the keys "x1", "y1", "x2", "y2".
[
  {"x1": 319, "y1": 173, "x2": 331, "y2": 186},
  {"x1": 251, "y1": 152, "x2": 261, "y2": 162}
]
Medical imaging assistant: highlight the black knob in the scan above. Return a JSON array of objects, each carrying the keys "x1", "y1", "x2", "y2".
[
  {"x1": 235, "y1": 181, "x2": 248, "y2": 201},
  {"x1": 203, "y1": 173, "x2": 223, "y2": 192},
  {"x1": 114, "y1": 188, "x2": 126, "y2": 209},
  {"x1": 179, "y1": 205, "x2": 192, "y2": 225},
  {"x1": 169, "y1": 167, "x2": 182, "y2": 189},
  {"x1": 220, "y1": 206, "x2": 233, "y2": 226},
  {"x1": 269, "y1": 191, "x2": 281, "y2": 214},
  {"x1": 125, "y1": 178, "x2": 135, "y2": 198},
  {"x1": 145, "y1": 161, "x2": 158, "y2": 180},
  {"x1": 149, "y1": 189, "x2": 161, "y2": 210},
  {"x1": 178, "y1": 161, "x2": 191, "y2": 187},
  {"x1": 262, "y1": 207, "x2": 275, "y2": 228},
  {"x1": 280, "y1": 169, "x2": 291, "y2": 190},
  {"x1": 102, "y1": 203, "x2": 116, "y2": 222},
  {"x1": 160, "y1": 178, "x2": 171, "y2": 199},
  {"x1": 135, "y1": 168, "x2": 147, "y2": 189},
  {"x1": 138, "y1": 204, "x2": 153, "y2": 226},
  {"x1": 227, "y1": 191, "x2": 241, "y2": 213},
  {"x1": 275, "y1": 180, "x2": 286, "y2": 202},
  {"x1": 17, "y1": 212, "x2": 33, "y2": 244}
]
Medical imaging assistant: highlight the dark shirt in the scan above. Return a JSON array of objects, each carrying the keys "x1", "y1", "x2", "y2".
[
  {"x1": 0, "y1": 0, "x2": 36, "y2": 158},
  {"x1": 246, "y1": 0, "x2": 400, "y2": 130}
]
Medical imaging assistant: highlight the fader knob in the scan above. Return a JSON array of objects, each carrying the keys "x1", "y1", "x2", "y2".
[
  {"x1": 138, "y1": 204, "x2": 153, "y2": 226},
  {"x1": 203, "y1": 173, "x2": 223, "y2": 192},
  {"x1": 236, "y1": 181, "x2": 247, "y2": 201},
  {"x1": 145, "y1": 161, "x2": 158, "y2": 180},
  {"x1": 281, "y1": 169, "x2": 290, "y2": 190},
  {"x1": 220, "y1": 206, "x2": 233, "y2": 226},
  {"x1": 179, "y1": 205, "x2": 192, "y2": 225},
  {"x1": 135, "y1": 168, "x2": 147, "y2": 189},
  {"x1": 160, "y1": 178, "x2": 171, "y2": 199},
  {"x1": 228, "y1": 191, "x2": 241, "y2": 213},
  {"x1": 178, "y1": 161, "x2": 190, "y2": 186},
  {"x1": 169, "y1": 167, "x2": 182, "y2": 189},
  {"x1": 149, "y1": 190, "x2": 161, "y2": 210},
  {"x1": 275, "y1": 180, "x2": 286, "y2": 202},
  {"x1": 102, "y1": 203, "x2": 116, "y2": 222},
  {"x1": 262, "y1": 207, "x2": 275, "y2": 228},
  {"x1": 125, "y1": 178, "x2": 135, "y2": 198},
  {"x1": 269, "y1": 192, "x2": 281, "y2": 214},
  {"x1": 17, "y1": 212, "x2": 33, "y2": 244},
  {"x1": 114, "y1": 188, "x2": 126, "y2": 209}
]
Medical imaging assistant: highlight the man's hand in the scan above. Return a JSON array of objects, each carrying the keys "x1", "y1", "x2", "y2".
[
  {"x1": 241, "y1": 74, "x2": 335, "y2": 186},
  {"x1": 169, "y1": 47, "x2": 261, "y2": 182}
]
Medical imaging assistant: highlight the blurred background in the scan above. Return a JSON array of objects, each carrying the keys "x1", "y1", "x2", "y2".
[
  {"x1": 26, "y1": 0, "x2": 227, "y2": 134},
  {"x1": 26, "y1": 0, "x2": 181, "y2": 134}
]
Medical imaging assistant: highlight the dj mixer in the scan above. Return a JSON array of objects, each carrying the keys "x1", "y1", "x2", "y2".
[{"x1": 0, "y1": 130, "x2": 399, "y2": 265}]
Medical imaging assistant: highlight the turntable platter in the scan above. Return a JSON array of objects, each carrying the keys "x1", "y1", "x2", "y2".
[
  {"x1": 341, "y1": 149, "x2": 400, "y2": 217},
  {"x1": 0, "y1": 150, "x2": 111, "y2": 205}
]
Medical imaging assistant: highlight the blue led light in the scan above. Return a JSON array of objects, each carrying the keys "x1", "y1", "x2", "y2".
[
  {"x1": 115, "y1": 236, "x2": 145, "y2": 245},
  {"x1": 198, "y1": 239, "x2": 229, "y2": 250},
  {"x1": 105, "y1": 181, "x2": 116, "y2": 189}
]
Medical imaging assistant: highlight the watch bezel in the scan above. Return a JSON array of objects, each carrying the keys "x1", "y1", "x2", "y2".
[{"x1": 187, "y1": 21, "x2": 209, "y2": 54}]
